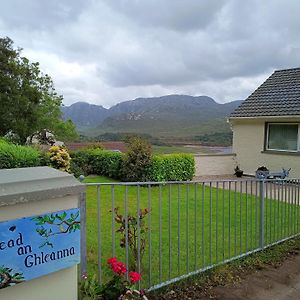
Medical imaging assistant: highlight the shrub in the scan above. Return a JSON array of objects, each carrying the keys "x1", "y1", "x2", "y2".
[
  {"x1": 47, "y1": 146, "x2": 71, "y2": 172},
  {"x1": 0, "y1": 139, "x2": 42, "y2": 169},
  {"x1": 122, "y1": 137, "x2": 152, "y2": 182},
  {"x1": 147, "y1": 154, "x2": 195, "y2": 181},
  {"x1": 69, "y1": 160, "x2": 85, "y2": 178},
  {"x1": 72, "y1": 149, "x2": 123, "y2": 179}
]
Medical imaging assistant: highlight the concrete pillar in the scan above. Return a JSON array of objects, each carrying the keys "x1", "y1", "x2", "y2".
[{"x1": 0, "y1": 167, "x2": 84, "y2": 300}]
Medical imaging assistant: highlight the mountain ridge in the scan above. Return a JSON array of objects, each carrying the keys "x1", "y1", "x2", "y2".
[{"x1": 61, "y1": 95, "x2": 243, "y2": 138}]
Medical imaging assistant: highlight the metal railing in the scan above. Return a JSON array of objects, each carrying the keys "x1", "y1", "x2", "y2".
[{"x1": 82, "y1": 178, "x2": 300, "y2": 291}]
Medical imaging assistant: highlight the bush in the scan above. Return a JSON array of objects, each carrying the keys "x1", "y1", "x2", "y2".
[
  {"x1": 147, "y1": 154, "x2": 195, "y2": 181},
  {"x1": 69, "y1": 160, "x2": 85, "y2": 178},
  {"x1": 0, "y1": 139, "x2": 42, "y2": 169},
  {"x1": 47, "y1": 146, "x2": 71, "y2": 172},
  {"x1": 72, "y1": 149, "x2": 123, "y2": 179},
  {"x1": 122, "y1": 137, "x2": 152, "y2": 181}
]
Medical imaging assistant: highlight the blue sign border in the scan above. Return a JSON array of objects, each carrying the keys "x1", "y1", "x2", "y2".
[{"x1": 0, "y1": 208, "x2": 80, "y2": 289}]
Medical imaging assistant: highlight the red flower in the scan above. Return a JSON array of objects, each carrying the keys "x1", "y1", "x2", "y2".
[
  {"x1": 129, "y1": 271, "x2": 141, "y2": 283},
  {"x1": 107, "y1": 257, "x2": 117, "y2": 265},
  {"x1": 107, "y1": 257, "x2": 127, "y2": 275}
]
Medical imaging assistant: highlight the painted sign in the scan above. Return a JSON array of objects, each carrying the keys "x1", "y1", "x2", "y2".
[{"x1": 0, "y1": 208, "x2": 80, "y2": 290}]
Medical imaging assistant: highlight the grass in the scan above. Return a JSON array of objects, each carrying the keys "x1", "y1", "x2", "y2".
[
  {"x1": 84, "y1": 176, "x2": 300, "y2": 289},
  {"x1": 149, "y1": 236, "x2": 300, "y2": 299}
]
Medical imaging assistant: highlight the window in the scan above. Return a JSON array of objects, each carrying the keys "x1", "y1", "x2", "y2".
[{"x1": 267, "y1": 123, "x2": 299, "y2": 152}]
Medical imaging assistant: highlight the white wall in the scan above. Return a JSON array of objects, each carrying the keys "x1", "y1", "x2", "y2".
[
  {"x1": 231, "y1": 118, "x2": 300, "y2": 177},
  {"x1": 194, "y1": 154, "x2": 237, "y2": 176}
]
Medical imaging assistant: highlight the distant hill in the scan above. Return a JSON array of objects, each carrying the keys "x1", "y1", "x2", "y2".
[
  {"x1": 62, "y1": 95, "x2": 243, "y2": 140},
  {"x1": 61, "y1": 102, "x2": 109, "y2": 127}
]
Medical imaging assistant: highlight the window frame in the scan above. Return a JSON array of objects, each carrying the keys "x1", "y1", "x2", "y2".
[{"x1": 265, "y1": 122, "x2": 300, "y2": 153}]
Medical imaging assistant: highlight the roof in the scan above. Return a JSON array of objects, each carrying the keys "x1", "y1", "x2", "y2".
[{"x1": 230, "y1": 67, "x2": 300, "y2": 118}]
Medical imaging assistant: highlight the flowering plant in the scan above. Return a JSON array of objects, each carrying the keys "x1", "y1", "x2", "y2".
[
  {"x1": 47, "y1": 145, "x2": 71, "y2": 172},
  {"x1": 101, "y1": 257, "x2": 147, "y2": 300}
]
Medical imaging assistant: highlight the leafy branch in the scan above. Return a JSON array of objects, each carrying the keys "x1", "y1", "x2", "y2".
[
  {"x1": 32, "y1": 211, "x2": 80, "y2": 248},
  {"x1": 0, "y1": 266, "x2": 24, "y2": 289}
]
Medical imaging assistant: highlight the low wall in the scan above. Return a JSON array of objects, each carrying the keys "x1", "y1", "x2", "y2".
[{"x1": 194, "y1": 153, "x2": 236, "y2": 176}]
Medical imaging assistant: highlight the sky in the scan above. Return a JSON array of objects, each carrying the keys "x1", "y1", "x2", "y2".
[{"x1": 0, "y1": 0, "x2": 300, "y2": 108}]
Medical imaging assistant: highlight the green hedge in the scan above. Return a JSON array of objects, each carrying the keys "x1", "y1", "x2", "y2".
[
  {"x1": 72, "y1": 149, "x2": 195, "y2": 181},
  {"x1": 72, "y1": 149, "x2": 123, "y2": 179},
  {"x1": 147, "y1": 154, "x2": 195, "y2": 181},
  {"x1": 0, "y1": 140, "x2": 42, "y2": 169}
]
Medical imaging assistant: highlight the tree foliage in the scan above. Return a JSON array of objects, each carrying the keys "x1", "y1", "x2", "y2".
[
  {"x1": 0, "y1": 37, "x2": 77, "y2": 144},
  {"x1": 122, "y1": 136, "x2": 152, "y2": 182}
]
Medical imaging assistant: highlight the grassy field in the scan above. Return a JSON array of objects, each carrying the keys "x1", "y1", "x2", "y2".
[{"x1": 84, "y1": 176, "x2": 300, "y2": 289}]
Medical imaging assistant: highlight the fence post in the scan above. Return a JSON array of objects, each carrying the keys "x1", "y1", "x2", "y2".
[
  {"x1": 79, "y1": 176, "x2": 87, "y2": 276},
  {"x1": 259, "y1": 179, "x2": 265, "y2": 249}
]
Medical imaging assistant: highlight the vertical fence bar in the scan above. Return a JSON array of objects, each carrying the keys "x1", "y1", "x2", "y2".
[
  {"x1": 194, "y1": 183, "x2": 197, "y2": 270},
  {"x1": 250, "y1": 180, "x2": 253, "y2": 251},
  {"x1": 202, "y1": 182, "x2": 205, "y2": 267},
  {"x1": 293, "y1": 180, "x2": 296, "y2": 234},
  {"x1": 297, "y1": 180, "x2": 300, "y2": 232},
  {"x1": 147, "y1": 184, "x2": 152, "y2": 287},
  {"x1": 246, "y1": 181, "x2": 248, "y2": 252},
  {"x1": 234, "y1": 181, "x2": 237, "y2": 256},
  {"x1": 159, "y1": 184, "x2": 162, "y2": 283},
  {"x1": 287, "y1": 182, "x2": 290, "y2": 237},
  {"x1": 222, "y1": 182, "x2": 225, "y2": 261},
  {"x1": 265, "y1": 181, "x2": 268, "y2": 245},
  {"x1": 186, "y1": 183, "x2": 189, "y2": 273},
  {"x1": 270, "y1": 181, "x2": 272, "y2": 243},
  {"x1": 97, "y1": 186, "x2": 102, "y2": 283},
  {"x1": 80, "y1": 187, "x2": 87, "y2": 278},
  {"x1": 216, "y1": 182, "x2": 219, "y2": 262},
  {"x1": 209, "y1": 182, "x2": 212, "y2": 265},
  {"x1": 239, "y1": 181, "x2": 242, "y2": 254},
  {"x1": 137, "y1": 185, "x2": 141, "y2": 289},
  {"x1": 259, "y1": 180, "x2": 265, "y2": 249},
  {"x1": 168, "y1": 184, "x2": 172, "y2": 280},
  {"x1": 228, "y1": 181, "x2": 231, "y2": 259},
  {"x1": 256, "y1": 180, "x2": 259, "y2": 248},
  {"x1": 125, "y1": 186, "x2": 129, "y2": 281},
  {"x1": 277, "y1": 180, "x2": 280, "y2": 241},
  {"x1": 177, "y1": 184, "x2": 181, "y2": 275},
  {"x1": 111, "y1": 185, "x2": 115, "y2": 257}
]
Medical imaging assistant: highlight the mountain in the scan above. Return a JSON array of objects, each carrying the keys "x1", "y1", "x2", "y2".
[
  {"x1": 62, "y1": 95, "x2": 243, "y2": 138},
  {"x1": 61, "y1": 102, "x2": 109, "y2": 127}
]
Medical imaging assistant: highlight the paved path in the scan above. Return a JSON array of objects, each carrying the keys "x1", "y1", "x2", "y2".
[{"x1": 212, "y1": 252, "x2": 300, "y2": 300}]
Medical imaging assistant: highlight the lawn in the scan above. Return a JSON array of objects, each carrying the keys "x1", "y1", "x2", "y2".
[{"x1": 84, "y1": 176, "x2": 300, "y2": 289}]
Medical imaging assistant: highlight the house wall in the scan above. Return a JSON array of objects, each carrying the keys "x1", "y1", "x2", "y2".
[
  {"x1": 231, "y1": 118, "x2": 300, "y2": 177},
  {"x1": 194, "y1": 154, "x2": 236, "y2": 176}
]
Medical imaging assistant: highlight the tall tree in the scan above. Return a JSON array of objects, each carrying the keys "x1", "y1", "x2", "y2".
[{"x1": 0, "y1": 37, "x2": 77, "y2": 144}]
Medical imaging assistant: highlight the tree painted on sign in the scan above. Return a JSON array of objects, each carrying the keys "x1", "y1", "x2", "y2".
[
  {"x1": 0, "y1": 266, "x2": 24, "y2": 289},
  {"x1": 32, "y1": 211, "x2": 80, "y2": 248}
]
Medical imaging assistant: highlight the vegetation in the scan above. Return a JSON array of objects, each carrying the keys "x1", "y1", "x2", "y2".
[
  {"x1": 0, "y1": 138, "x2": 42, "y2": 169},
  {"x1": 48, "y1": 146, "x2": 71, "y2": 172},
  {"x1": 122, "y1": 137, "x2": 152, "y2": 182},
  {"x1": 193, "y1": 132, "x2": 233, "y2": 146},
  {"x1": 84, "y1": 176, "x2": 300, "y2": 289},
  {"x1": 71, "y1": 149, "x2": 123, "y2": 178},
  {"x1": 71, "y1": 138, "x2": 195, "y2": 182},
  {"x1": 148, "y1": 154, "x2": 195, "y2": 181},
  {"x1": 0, "y1": 37, "x2": 77, "y2": 144},
  {"x1": 150, "y1": 237, "x2": 300, "y2": 299}
]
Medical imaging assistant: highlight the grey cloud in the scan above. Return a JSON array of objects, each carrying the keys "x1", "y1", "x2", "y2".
[
  {"x1": 103, "y1": 0, "x2": 226, "y2": 32},
  {"x1": 0, "y1": 0, "x2": 300, "y2": 105},
  {"x1": 0, "y1": 0, "x2": 90, "y2": 30}
]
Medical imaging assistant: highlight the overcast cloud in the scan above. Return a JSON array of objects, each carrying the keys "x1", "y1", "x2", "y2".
[{"x1": 1, "y1": 0, "x2": 300, "y2": 107}]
